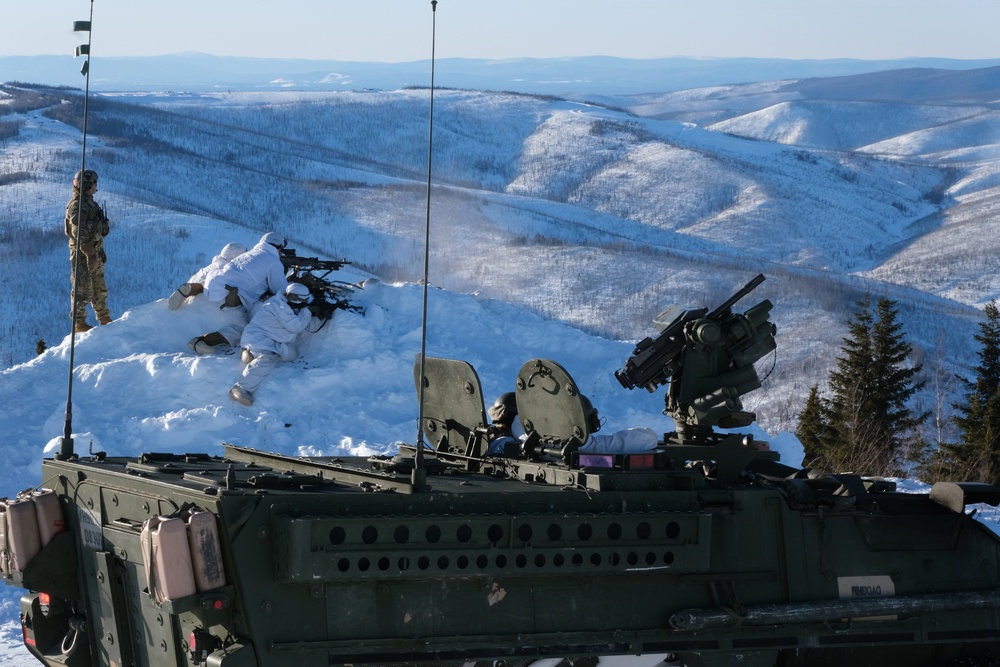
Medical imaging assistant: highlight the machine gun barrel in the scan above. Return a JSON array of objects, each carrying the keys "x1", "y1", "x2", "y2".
[
  {"x1": 706, "y1": 273, "x2": 765, "y2": 320},
  {"x1": 280, "y1": 248, "x2": 352, "y2": 274}
]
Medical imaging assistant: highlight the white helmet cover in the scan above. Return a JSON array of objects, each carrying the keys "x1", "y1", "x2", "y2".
[
  {"x1": 220, "y1": 242, "x2": 247, "y2": 261},
  {"x1": 285, "y1": 282, "x2": 311, "y2": 304}
]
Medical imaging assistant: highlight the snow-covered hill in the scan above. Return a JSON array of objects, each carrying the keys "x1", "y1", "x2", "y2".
[
  {"x1": 3, "y1": 73, "x2": 996, "y2": 440},
  {"x1": 2, "y1": 67, "x2": 1000, "y2": 435}
]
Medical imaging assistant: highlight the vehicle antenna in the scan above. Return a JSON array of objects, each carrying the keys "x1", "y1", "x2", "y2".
[
  {"x1": 59, "y1": 1, "x2": 97, "y2": 461},
  {"x1": 413, "y1": 0, "x2": 439, "y2": 488}
]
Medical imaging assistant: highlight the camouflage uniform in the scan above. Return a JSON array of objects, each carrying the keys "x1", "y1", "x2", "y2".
[{"x1": 65, "y1": 186, "x2": 111, "y2": 325}]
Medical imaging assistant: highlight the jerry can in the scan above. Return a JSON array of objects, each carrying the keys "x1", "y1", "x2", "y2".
[
  {"x1": 185, "y1": 509, "x2": 226, "y2": 592},
  {"x1": 6, "y1": 497, "x2": 41, "y2": 572},
  {"x1": 32, "y1": 489, "x2": 65, "y2": 547},
  {"x1": 141, "y1": 516, "x2": 196, "y2": 603}
]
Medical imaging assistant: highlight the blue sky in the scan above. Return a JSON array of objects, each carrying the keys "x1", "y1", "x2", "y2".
[{"x1": 4, "y1": 0, "x2": 999, "y2": 62}]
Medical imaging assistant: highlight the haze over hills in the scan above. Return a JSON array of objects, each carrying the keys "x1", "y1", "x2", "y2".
[
  {"x1": 5, "y1": 53, "x2": 1000, "y2": 95},
  {"x1": 3, "y1": 60, "x2": 1000, "y2": 443}
]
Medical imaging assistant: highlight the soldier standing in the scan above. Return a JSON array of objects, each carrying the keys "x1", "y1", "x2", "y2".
[{"x1": 65, "y1": 169, "x2": 111, "y2": 333}]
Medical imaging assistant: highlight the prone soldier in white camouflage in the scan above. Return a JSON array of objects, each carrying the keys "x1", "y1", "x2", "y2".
[{"x1": 65, "y1": 169, "x2": 111, "y2": 333}]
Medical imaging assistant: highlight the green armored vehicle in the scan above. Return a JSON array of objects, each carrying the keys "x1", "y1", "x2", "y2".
[{"x1": 5, "y1": 275, "x2": 1000, "y2": 667}]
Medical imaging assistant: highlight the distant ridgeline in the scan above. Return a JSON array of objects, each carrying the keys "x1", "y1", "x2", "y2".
[{"x1": 4, "y1": 54, "x2": 1000, "y2": 94}]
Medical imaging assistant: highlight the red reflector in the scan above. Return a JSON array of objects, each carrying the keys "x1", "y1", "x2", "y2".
[
  {"x1": 188, "y1": 632, "x2": 197, "y2": 651},
  {"x1": 626, "y1": 453, "x2": 656, "y2": 469},
  {"x1": 212, "y1": 599, "x2": 224, "y2": 610},
  {"x1": 38, "y1": 593, "x2": 51, "y2": 606},
  {"x1": 22, "y1": 625, "x2": 34, "y2": 646}
]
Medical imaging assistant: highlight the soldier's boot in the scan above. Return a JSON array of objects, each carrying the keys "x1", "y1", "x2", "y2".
[
  {"x1": 188, "y1": 337, "x2": 215, "y2": 355},
  {"x1": 229, "y1": 385, "x2": 253, "y2": 406},
  {"x1": 167, "y1": 290, "x2": 186, "y2": 311},
  {"x1": 74, "y1": 320, "x2": 93, "y2": 334},
  {"x1": 168, "y1": 282, "x2": 203, "y2": 310},
  {"x1": 98, "y1": 315, "x2": 113, "y2": 325},
  {"x1": 188, "y1": 331, "x2": 228, "y2": 355}
]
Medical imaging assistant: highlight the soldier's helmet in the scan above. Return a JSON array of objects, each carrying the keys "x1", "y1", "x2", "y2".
[
  {"x1": 262, "y1": 232, "x2": 286, "y2": 250},
  {"x1": 488, "y1": 392, "x2": 518, "y2": 426},
  {"x1": 284, "y1": 282, "x2": 311, "y2": 306},
  {"x1": 220, "y1": 243, "x2": 247, "y2": 261},
  {"x1": 74, "y1": 169, "x2": 98, "y2": 189}
]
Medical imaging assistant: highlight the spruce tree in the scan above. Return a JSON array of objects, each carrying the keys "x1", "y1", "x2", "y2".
[
  {"x1": 869, "y1": 296, "x2": 928, "y2": 468},
  {"x1": 797, "y1": 384, "x2": 827, "y2": 467},
  {"x1": 817, "y1": 294, "x2": 927, "y2": 475},
  {"x1": 937, "y1": 301, "x2": 1000, "y2": 483},
  {"x1": 819, "y1": 294, "x2": 876, "y2": 471}
]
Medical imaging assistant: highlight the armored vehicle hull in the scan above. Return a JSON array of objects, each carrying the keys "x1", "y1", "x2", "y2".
[{"x1": 8, "y1": 368, "x2": 1000, "y2": 667}]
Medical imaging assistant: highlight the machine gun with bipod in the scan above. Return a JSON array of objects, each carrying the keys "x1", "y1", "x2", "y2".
[{"x1": 280, "y1": 248, "x2": 364, "y2": 320}]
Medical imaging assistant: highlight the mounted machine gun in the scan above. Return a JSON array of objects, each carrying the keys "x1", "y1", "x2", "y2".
[
  {"x1": 280, "y1": 248, "x2": 364, "y2": 319},
  {"x1": 616, "y1": 273, "x2": 775, "y2": 445}
]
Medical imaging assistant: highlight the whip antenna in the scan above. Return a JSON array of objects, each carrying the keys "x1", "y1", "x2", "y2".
[
  {"x1": 59, "y1": 0, "x2": 97, "y2": 461},
  {"x1": 414, "y1": 0, "x2": 439, "y2": 487}
]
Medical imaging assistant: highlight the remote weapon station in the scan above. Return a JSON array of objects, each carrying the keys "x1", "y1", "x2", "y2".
[{"x1": 6, "y1": 275, "x2": 1000, "y2": 667}]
